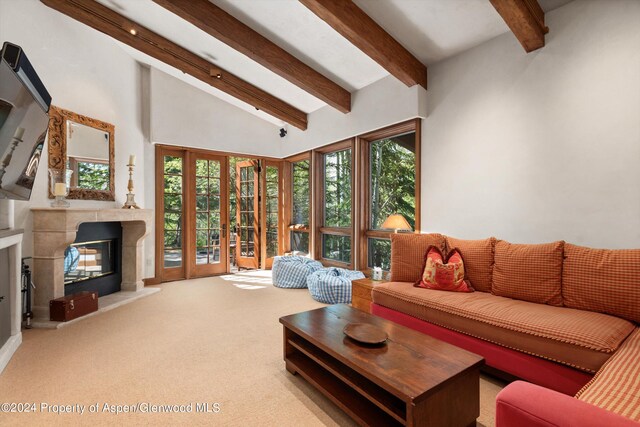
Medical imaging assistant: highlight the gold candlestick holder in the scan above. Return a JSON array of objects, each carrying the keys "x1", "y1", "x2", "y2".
[{"x1": 122, "y1": 163, "x2": 140, "y2": 209}]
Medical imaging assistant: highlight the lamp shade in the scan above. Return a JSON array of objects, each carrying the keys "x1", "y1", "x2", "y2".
[{"x1": 381, "y1": 214, "x2": 412, "y2": 231}]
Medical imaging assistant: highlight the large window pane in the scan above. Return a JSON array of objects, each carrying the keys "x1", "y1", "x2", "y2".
[
  {"x1": 291, "y1": 231, "x2": 309, "y2": 256},
  {"x1": 324, "y1": 149, "x2": 351, "y2": 227},
  {"x1": 322, "y1": 234, "x2": 351, "y2": 263},
  {"x1": 367, "y1": 238, "x2": 391, "y2": 270},
  {"x1": 370, "y1": 132, "x2": 416, "y2": 230},
  {"x1": 292, "y1": 160, "x2": 309, "y2": 225}
]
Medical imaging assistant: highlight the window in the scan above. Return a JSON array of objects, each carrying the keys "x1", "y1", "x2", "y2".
[
  {"x1": 360, "y1": 121, "x2": 420, "y2": 271},
  {"x1": 315, "y1": 140, "x2": 354, "y2": 267},
  {"x1": 284, "y1": 120, "x2": 420, "y2": 272},
  {"x1": 265, "y1": 164, "x2": 279, "y2": 259},
  {"x1": 290, "y1": 156, "x2": 310, "y2": 255}
]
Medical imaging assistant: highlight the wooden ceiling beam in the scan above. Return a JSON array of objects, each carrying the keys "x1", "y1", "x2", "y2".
[
  {"x1": 40, "y1": 0, "x2": 308, "y2": 130},
  {"x1": 153, "y1": 0, "x2": 351, "y2": 114},
  {"x1": 299, "y1": 0, "x2": 427, "y2": 89},
  {"x1": 490, "y1": 0, "x2": 549, "y2": 52}
]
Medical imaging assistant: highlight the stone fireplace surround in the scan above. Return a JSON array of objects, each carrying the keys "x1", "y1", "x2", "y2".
[{"x1": 31, "y1": 208, "x2": 153, "y2": 322}]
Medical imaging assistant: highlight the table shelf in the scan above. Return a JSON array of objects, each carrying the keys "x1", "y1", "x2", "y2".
[{"x1": 288, "y1": 335, "x2": 406, "y2": 424}]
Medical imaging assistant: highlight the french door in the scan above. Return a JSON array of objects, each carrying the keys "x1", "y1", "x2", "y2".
[
  {"x1": 190, "y1": 153, "x2": 228, "y2": 277},
  {"x1": 157, "y1": 147, "x2": 186, "y2": 282},
  {"x1": 235, "y1": 160, "x2": 259, "y2": 269},
  {"x1": 156, "y1": 146, "x2": 229, "y2": 281}
]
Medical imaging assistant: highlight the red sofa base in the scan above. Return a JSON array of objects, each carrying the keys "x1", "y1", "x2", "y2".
[
  {"x1": 496, "y1": 381, "x2": 639, "y2": 427},
  {"x1": 371, "y1": 303, "x2": 593, "y2": 395}
]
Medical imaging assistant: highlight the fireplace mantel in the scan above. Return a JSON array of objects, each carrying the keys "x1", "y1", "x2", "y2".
[{"x1": 31, "y1": 208, "x2": 153, "y2": 321}]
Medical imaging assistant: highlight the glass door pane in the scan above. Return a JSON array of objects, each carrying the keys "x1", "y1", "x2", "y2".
[
  {"x1": 158, "y1": 150, "x2": 186, "y2": 282},
  {"x1": 236, "y1": 160, "x2": 259, "y2": 269},
  {"x1": 192, "y1": 155, "x2": 227, "y2": 276},
  {"x1": 163, "y1": 155, "x2": 183, "y2": 269}
]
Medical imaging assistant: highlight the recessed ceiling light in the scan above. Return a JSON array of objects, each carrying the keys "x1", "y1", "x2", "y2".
[{"x1": 129, "y1": 28, "x2": 137, "y2": 36}]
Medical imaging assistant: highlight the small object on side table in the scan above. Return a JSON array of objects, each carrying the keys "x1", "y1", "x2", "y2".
[{"x1": 351, "y1": 277, "x2": 386, "y2": 314}]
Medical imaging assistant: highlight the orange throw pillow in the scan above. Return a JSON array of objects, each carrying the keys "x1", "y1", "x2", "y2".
[{"x1": 415, "y1": 246, "x2": 474, "y2": 292}]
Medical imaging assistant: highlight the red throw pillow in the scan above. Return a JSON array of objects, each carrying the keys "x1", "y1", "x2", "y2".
[{"x1": 415, "y1": 246, "x2": 474, "y2": 292}]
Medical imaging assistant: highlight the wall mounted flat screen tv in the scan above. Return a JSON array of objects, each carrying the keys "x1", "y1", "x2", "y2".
[{"x1": 0, "y1": 42, "x2": 52, "y2": 201}]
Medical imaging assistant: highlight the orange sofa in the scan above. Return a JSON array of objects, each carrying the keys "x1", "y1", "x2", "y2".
[{"x1": 370, "y1": 233, "x2": 640, "y2": 424}]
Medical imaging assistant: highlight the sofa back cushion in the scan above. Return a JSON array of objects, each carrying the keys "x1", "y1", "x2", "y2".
[
  {"x1": 445, "y1": 236, "x2": 495, "y2": 292},
  {"x1": 563, "y1": 244, "x2": 640, "y2": 323},
  {"x1": 390, "y1": 233, "x2": 446, "y2": 283},
  {"x1": 492, "y1": 240, "x2": 564, "y2": 306}
]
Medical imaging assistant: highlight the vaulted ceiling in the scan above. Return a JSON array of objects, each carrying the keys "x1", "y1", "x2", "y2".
[{"x1": 41, "y1": 0, "x2": 574, "y2": 128}]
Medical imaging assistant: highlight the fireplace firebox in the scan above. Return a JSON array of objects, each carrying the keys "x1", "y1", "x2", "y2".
[{"x1": 64, "y1": 222, "x2": 122, "y2": 297}]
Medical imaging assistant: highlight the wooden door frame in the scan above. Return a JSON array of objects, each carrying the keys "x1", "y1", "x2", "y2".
[
  {"x1": 235, "y1": 160, "x2": 260, "y2": 269},
  {"x1": 155, "y1": 145, "x2": 186, "y2": 282},
  {"x1": 188, "y1": 152, "x2": 229, "y2": 278}
]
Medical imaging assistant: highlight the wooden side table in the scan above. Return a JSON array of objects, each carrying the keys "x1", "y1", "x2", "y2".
[{"x1": 351, "y1": 278, "x2": 386, "y2": 313}]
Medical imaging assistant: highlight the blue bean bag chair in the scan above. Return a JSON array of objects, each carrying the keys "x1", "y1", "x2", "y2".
[
  {"x1": 307, "y1": 267, "x2": 365, "y2": 304},
  {"x1": 272, "y1": 256, "x2": 323, "y2": 289}
]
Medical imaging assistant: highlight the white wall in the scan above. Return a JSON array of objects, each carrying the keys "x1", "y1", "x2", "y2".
[
  {"x1": 282, "y1": 75, "x2": 427, "y2": 157},
  {"x1": 422, "y1": 0, "x2": 640, "y2": 248},
  {"x1": 0, "y1": 0, "x2": 149, "y2": 272},
  {"x1": 149, "y1": 68, "x2": 282, "y2": 157}
]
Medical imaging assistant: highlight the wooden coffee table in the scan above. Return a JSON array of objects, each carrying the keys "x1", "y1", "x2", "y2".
[{"x1": 280, "y1": 304, "x2": 484, "y2": 427}]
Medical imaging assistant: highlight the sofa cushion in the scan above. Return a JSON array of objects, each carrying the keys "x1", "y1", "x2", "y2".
[
  {"x1": 576, "y1": 328, "x2": 640, "y2": 421},
  {"x1": 445, "y1": 236, "x2": 495, "y2": 292},
  {"x1": 415, "y1": 247, "x2": 473, "y2": 292},
  {"x1": 492, "y1": 240, "x2": 564, "y2": 306},
  {"x1": 390, "y1": 233, "x2": 446, "y2": 283},
  {"x1": 563, "y1": 243, "x2": 640, "y2": 323},
  {"x1": 372, "y1": 282, "x2": 635, "y2": 373}
]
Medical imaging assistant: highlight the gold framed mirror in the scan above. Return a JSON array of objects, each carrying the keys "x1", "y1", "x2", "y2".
[{"x1": 47, "y1": 105, "x2": 115, "y2": 201}]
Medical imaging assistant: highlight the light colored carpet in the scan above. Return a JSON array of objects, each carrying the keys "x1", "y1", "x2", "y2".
[{"x1": 0, "y1": 271, "x2": 505, "y2": 426}]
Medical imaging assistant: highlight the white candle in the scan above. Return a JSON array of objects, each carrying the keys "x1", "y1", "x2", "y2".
[
  {"x1": 54, "y1": 183, "x2": 67, "y2": 196},
  {"x1": 13, "y1": 127, "x2": 25, "y2": 140},
  {"x1": 129, "y1": 154, "x2": 136, "y2": 166}
]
